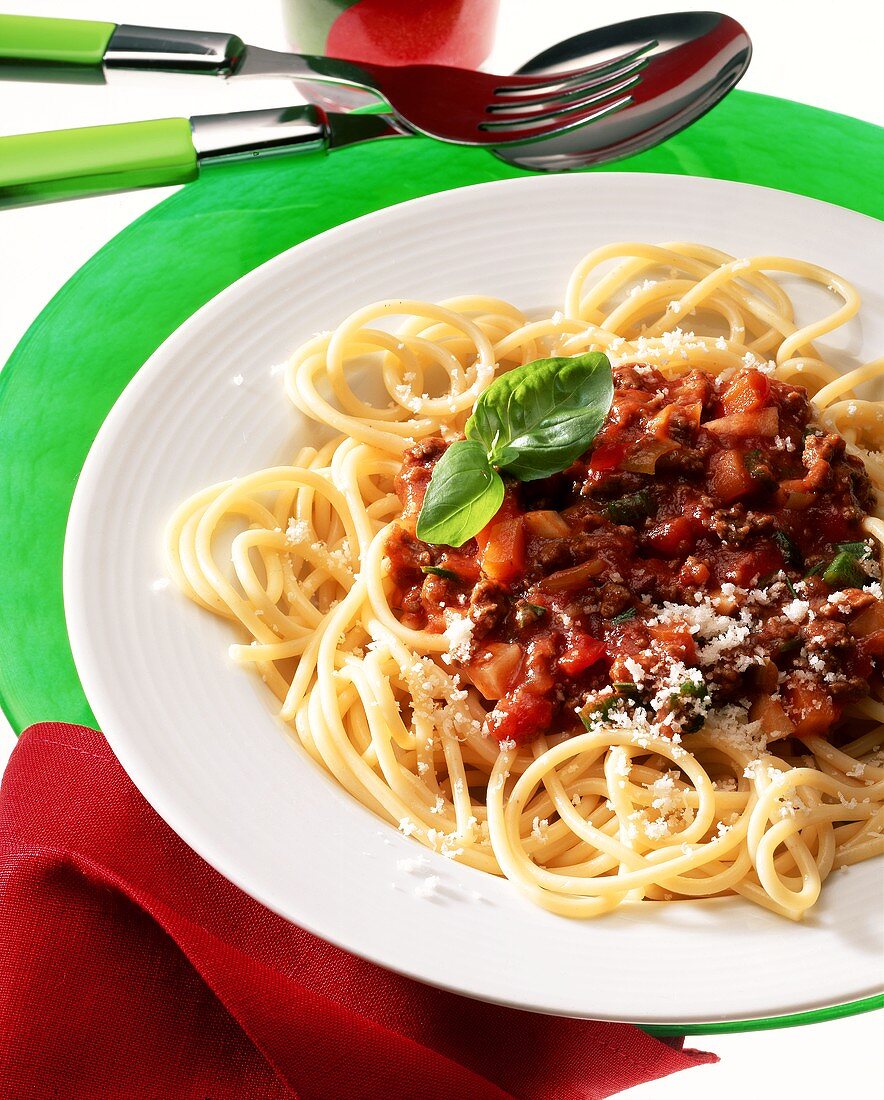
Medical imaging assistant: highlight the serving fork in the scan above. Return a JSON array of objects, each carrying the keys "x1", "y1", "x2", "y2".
[{"x1": 0, "y1": 15, "x2": 651, "y2": 147}]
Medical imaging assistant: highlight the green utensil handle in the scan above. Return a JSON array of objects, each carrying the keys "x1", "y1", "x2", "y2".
[
  {"x1": 0, "y1": 14, "x2": 115, "y2": 83},
  {"x1": 0, "y1": 119, "x2": 199, "y2": 209}
]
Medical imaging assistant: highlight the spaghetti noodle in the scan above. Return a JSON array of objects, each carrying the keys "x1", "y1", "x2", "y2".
[{"x1": 166, "y1": 242, "x2": 884, "y2": 919}]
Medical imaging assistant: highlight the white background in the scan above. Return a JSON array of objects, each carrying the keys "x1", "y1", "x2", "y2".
[{"x1": 0, "y1": 2, "x2": 880, "y2": 1095}]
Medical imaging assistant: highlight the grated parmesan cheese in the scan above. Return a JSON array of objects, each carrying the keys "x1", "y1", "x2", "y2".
[
  {"x1": 441, "y1": 612, "x2": 475, "y2": 665},
  {"x1": 413, "y1": 875, "x2": 442, "y2": 899}
]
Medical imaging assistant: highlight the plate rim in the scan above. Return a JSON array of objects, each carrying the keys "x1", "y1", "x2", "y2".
[{"x1": 63, "y1": 170, "x2": 884, "y2": 1028}]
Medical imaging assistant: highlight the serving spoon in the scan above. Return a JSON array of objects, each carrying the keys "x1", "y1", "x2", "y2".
[{"x1": 498, "y1": 11, "x2": 752, "y2": 170}]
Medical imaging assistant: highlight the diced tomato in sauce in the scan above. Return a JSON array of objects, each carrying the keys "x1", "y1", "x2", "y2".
[
  {"x1": 709, "y1": 448, "x2": 754, "y2": 503},
  {"x1": 721, "y1": 371, "x2": 770, "y2": 415},
  {"x1": 645, "y1": 516, "x2": 697, "y2": 557},
  {"x1": 475, "y1": 494, "x2": 525, "y2": 583},
  {"x1": 589, "y1": 442, "x2": 627, "y2": 473},
  {"x1": 559, "y1": 634, "x2": 606, "y2": 676},
  {"x1": 782, "y1": 683, "x2": 838, "y2": 739},
  {"x1": 486, "y1": 689, "x2": 555, "y2": 744}
]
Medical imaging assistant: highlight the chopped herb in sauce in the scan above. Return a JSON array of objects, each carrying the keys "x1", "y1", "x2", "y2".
[
  {"x1": 606, "y1": 489, "x2": 654, "y2": 527},
  {"x1": 823, "y1": 551, "x2": 866, "y2": 589},
  {"x1": 773, "y1": 529, "x2": 802, "y2": 568},
  {"x1": 421, "y1": 565, "x2": 459, "y2": 580},
  {"x1": 514, "y1": 601, "x2": 547, "y2": 629}
]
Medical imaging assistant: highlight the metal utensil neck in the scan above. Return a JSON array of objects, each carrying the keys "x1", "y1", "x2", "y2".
[
  {"x1": 190, "y1": 105, "x2": 329, "y2": 164},
  {"x1": 105, "y1": 25, "x2": 244, "y2": 75}
]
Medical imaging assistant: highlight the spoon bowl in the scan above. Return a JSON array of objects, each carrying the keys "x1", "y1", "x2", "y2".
[{"x1": 496, "y1": 11, "x2": 751, "y2": 170}]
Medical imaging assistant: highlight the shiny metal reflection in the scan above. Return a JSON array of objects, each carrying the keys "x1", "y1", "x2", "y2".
[{"x1": 496, "y1": 12, "x2": 752, "y2": 171}]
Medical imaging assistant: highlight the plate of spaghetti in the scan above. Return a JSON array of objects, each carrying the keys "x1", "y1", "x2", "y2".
[{"x1": 64, "y1": 173, "x2": 884, "y2": 1025}]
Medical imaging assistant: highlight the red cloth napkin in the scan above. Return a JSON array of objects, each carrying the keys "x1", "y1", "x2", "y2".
[{"x1": 0, "y1": 723, "x2": 716, "y2": 1099}]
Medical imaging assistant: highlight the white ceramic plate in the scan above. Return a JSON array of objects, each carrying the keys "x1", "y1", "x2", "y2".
[{"x1": 65, "y1": 174, "x2": 884, "y2": 1026}]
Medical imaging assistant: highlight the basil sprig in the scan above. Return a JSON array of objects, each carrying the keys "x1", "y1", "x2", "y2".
[
  {"x1": 468, "y1": 351, "x2": 614, "y2": 480},
  {"x1": 415, "y1": 439, "x2": 505, "y2": 546},
  {"x1": 416, "y1": 352, "x2": 613, "y2": 547}
]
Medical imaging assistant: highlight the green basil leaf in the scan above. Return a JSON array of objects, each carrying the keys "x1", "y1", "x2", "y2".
[
  {"x1": 415, "y1": 440, "x2": 504, "y2": 547},
  {"x1": 466, "y1": 351, "x2": 614, "y2": 481}
]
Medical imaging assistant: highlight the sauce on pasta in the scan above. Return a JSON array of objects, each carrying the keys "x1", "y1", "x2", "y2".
[
  {"x1": 388, "y1": 365, "x2": 881, "y2": 749},
  {"x1": 166, "y1": 242, "x2": 884, "y2": 920}
]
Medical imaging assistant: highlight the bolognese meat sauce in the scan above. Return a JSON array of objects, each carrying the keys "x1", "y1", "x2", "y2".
[{"x1": 386, "y1": 365, "x2": 883, "y2": 747}]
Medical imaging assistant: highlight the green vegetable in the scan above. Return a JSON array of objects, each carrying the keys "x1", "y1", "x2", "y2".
[
  {"x1": 415, "y1": 440, "x2": 504, "y2": 547},
  {"x1": 421, "y1": 565, "x2": 459, "y2": 580},
  {"x1": 823, "y1": 551, "x2": 866, "y2": 589},
  {"x1": 783, "y1": 575, "x2": 798, "y2": 599},
  {"x1": 772, "y1": 529, "x2": 802, "y2": 568},
  {"x1": 606, "y1": 489, "x2": 654, "y2": 527},
  {"x1": 577, "y1": 703, "x2": 600, "y2": 729},
  {"x1": 578, "y1": 680, "x2": 642, "y2": 727},
  {"x1": 610, "y1": 607, "x2": 637, "y2": 625},
  {"x1": 778, "y1": 636, "x2": 802, "y2": 655},
  {"x1": 417, "y1": 353, "x2": 613, "y2": 545},
  {"x1": 467, "y1": 351, "x2": 613, "y2": 481},
  {"x1": 805, "y1": 560, "x2": 827, "y2": 578},
  {"x1": 836, "y1": 541, "x2": 871, "y2": 560},
  {"x1": 677, "y1": 676, "x2": 708, "y2": 699}
]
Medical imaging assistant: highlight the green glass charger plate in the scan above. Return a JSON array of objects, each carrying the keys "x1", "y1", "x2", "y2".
[{"x1": 1, "y1": 90, "x2": 882, "y2": 1033}]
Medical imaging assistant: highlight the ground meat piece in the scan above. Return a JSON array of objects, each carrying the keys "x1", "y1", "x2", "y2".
[
  {"x1": 817, "y1": 589, "x2": 877, "y2": 619},
  {"x1": 599, "y1": 583, "x2": 632, "y2": 618},
  {"x1": 844, "y1": 454, "x2": 876, "y2": 510},
  {"x1": 779, "y1": 388, "x2": 811, "y2": 421},
  {"x1": 799, "y1": 432, "x2": 844, "y2": 491},
  {"x1": 469, "y1": 580, "x2": 510, "y2": 640},
  {"x1": 762, "y1": 615, "x2": 802, "y2": 646},
  {"x1": 398, "y1": 588, "x2": 424, "y2": 622},
  {"x1": 804, "y1": 618, "x2": 853, "y2": 652},
  {"x1": 394, "y1": 437, "x2": 449, "y2": 514},
  {"x1": 706, "y1": 664, "x2": 745, "y2": 694},
  {"x1": 405, "y1": 436, "x2": 448, "y2": 463},
  {"x1": 655, "y1": 447, "x2": 711, "y2": 477},
  {"x1": 676, "y1": 369, "x2": 716, "y2": 411},
  {"x1": 533, "y1": 539, "x2": 577, "y2": 571},
  {"x1": 384, "y1": 525, "x2": 431, "y2": 575},
  {"x1": 824, "y1": 670, "x2": 869, "y2": 702},
  {"x1": 581, "y1": 470, "x2": 648, "y2": 497},
  {"x1": 709, "y1": 504, "x2": 776, "y2": 544}
]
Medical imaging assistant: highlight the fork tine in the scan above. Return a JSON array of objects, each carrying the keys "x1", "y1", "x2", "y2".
[
  {"x1": 483, "y1": 72, "x2": 642, "y2": 125},
  {"x1": 477, "y1": 93, "x2": 633, "y2": 145},
  {"x1": 487, "y1": 58, "x2": 648, "y2": 112},
  {"x1": 492, "y1": 41, "x2": 657, "y2": 96}
]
